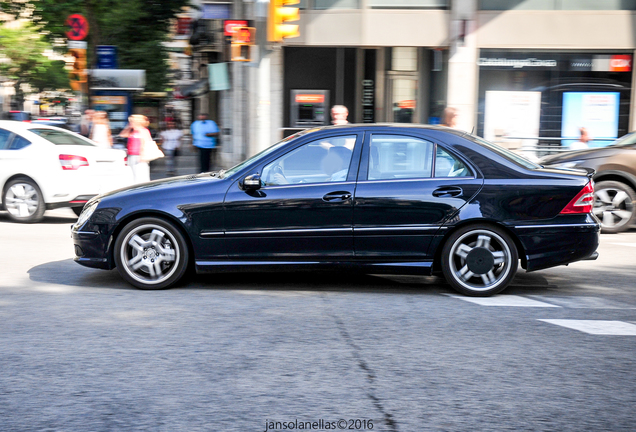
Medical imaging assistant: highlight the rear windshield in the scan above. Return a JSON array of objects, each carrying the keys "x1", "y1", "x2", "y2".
[
  {"x1": 28, "y1": 128, "x2": 95, "y2": 146},
  {"x1": 462, "y1": 133, "x2": 542, "y2": 170}
]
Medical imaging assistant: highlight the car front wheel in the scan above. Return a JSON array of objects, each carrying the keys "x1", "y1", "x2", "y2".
[
  {"x1": 3, "y1": 178, "x2": 46, "y2": 223},
  {"x1": 114, "y1": 217, "x2": 189, "y2": 290},
  {"x1": 441, "y1": 225, "x2": 518, "y2": 297},
  {"x1": 593, "y1": 180, "x2": 636, "y2": 234}
]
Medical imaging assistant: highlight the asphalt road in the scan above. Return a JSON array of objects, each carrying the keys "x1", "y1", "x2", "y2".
[{"x1": 1, "y1": 209, "x2": 635, "y2": 432}]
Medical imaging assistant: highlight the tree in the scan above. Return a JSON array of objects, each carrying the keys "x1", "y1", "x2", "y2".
[
  {"x1": 0, "y1": 23, "x2": 70, "y2": 109},
  {"x1": 3, "y1": 0, "x2": 190, "y2": 92}
]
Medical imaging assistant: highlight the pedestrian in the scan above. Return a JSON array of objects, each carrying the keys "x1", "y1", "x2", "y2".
[
  {"x1": 441, "y1": 107, "x2": 458, "y2": 128},
  {"x1": 190, "y1": 113, "x2": 219, "y2": 173},
  {"x1": 80, "y1": 109, "x2": 94, "y2": 137},
  {"x1": 160, "y1": 120, "x2": 183, "y2": 176},
  {"x1": 90, "y1": 111, "x2": 113, "y2": 148},
  {"x1": 120, "y1": 114, "x2": 153, "y2": 184},
  {"x1": 570, "y1": 127, "x2": 591, "y2": 150},
  {"x1": 331, "y1": 105, "x2": 349, "y2": 125}
]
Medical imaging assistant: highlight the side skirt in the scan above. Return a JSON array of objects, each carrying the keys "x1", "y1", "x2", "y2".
[{"x1": 195, "y1": 260, "x2": 434, "y2": 276}]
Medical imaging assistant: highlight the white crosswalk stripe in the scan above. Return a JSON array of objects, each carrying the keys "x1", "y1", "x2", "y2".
[
  {"x1": 443, "y1": 294, "x2": 560, "y2": 307},
  {"x1": 529, "y1": 295, "x2": 636, "y2": 309},
  {"x1": 538, "y1": 319, "x2": 636, "y2": 335}
]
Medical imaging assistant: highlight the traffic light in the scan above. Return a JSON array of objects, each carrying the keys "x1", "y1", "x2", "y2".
[
  {"x1": 231, "y1": 26, "x2": 255, "y2": 62},
  {"x1": 68, "y1": 48, "x2": 87, "y2": 91},
  {"x1": 268, "y1": 0, "x2": 300, "y2": 42}
]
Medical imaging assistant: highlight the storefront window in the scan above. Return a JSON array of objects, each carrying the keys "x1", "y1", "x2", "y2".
[
  {"x1": 313, "y1": 0, "x2": 360, "y2": 9},
  {"x1": 477, "y1": 50, "x2": 633, "y2": 156},
  {"x1": 479, "y1": 0, "x2": 636, "y2": 10},
  {"x1": 392, "y1": 47, "x2": 418, "y2": 72},
  {"x1": 370, "y1": 0, "x2": 448, "y2": 7}
]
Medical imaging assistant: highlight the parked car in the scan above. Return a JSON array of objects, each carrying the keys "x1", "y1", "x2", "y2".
[
  {"x1": 3, "y1": 111, "x2": 32, "y2": 122},
  {"x1": 541, "y1": 132, "x2": 636, "y2": 233},
  {"x1": 72, "y1": 124, "x2": 599, "y2": 296},
  {"x1": 0, "y1": 120, "x2": 133, "y2": 222},
  {"x1": 31, "y1": 119, "x2": 73, "y2": 131}
]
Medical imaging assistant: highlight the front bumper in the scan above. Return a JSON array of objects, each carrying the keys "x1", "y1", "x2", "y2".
[{"x1": 71, "y1": 225, "x2": 114, "y2": 270}]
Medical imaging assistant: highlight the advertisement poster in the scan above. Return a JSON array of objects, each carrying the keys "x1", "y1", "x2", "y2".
[
  {"x1": 484, "y1": 91, "x2": 541, "y2": 160},
  {"x1": 562, "y1": 92, "x2": 619, "y2": 147}
]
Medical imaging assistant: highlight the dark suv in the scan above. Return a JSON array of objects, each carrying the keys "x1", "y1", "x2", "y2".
[{"x1": 541, "y1": 133, "x2": 636, "y2": 233}]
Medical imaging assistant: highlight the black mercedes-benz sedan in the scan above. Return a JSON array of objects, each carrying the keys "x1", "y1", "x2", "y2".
[{"x1": 72, "y1": 124, "x2": 600, "y2": 296}]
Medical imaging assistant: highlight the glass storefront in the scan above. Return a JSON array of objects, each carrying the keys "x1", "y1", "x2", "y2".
[{"x1": 477, "y1": 49, "x2": 633, "y2": 154}]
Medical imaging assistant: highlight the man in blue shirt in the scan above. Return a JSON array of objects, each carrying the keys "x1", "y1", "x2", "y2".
[{"x1": 190, "y1": 113, "x2": 220, "y2": 172}]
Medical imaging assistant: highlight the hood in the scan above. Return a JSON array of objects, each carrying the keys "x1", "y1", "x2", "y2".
[
  {"x1": 95, "y1": 172, "x2": 225, "y2": 201},
  {"x1": 541, "y1": 146, "x2": 624, "y2": 165}
]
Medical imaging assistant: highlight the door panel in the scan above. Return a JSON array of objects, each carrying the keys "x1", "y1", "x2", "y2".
[
  {"x1": 353, "y1": 133, "x2": 483, "y2": 259},
  {"x1": 223, "y1": 133, "x2": 363, "y2": 260}
]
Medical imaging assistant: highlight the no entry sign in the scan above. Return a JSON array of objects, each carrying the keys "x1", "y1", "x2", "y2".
[{"x1": 66, "y1": 14, "x2": 89, "y2": 41}]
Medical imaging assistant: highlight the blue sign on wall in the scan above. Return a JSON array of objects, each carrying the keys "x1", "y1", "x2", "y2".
[{"x1": 96, "y1": 45, "x2": 118, "y2": 69}]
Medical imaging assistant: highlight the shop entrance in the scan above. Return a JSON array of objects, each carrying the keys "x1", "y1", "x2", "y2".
[{"x1": 387, "y1": 75, "x2": 418, "y2": 123}]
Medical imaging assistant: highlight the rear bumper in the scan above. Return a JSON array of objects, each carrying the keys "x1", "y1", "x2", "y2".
[{"x1": 512, "y1": 219, "x2": 600, "y2": 272}]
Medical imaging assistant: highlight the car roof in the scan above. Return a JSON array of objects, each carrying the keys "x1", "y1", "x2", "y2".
[{"x1": 300, "y1": 123, "x2": 468, "y2": 138}]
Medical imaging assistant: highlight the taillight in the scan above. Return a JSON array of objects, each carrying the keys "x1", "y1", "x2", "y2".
[
  {"x1": 560, "y1": 181, "x2": 594, "y2": 214},
  {"x1": 59, "y1": 154, "x2": 89, "y2": 170},
  {"x1": 124, "y1": 156, "x2": 128, "y2": 166}
]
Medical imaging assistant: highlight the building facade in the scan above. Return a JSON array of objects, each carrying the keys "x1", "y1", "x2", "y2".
[{"x1": 187, "y1": 0, "x2": 636, "y2": 166}]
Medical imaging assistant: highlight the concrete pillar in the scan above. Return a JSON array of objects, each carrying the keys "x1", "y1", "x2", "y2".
[{"x1": 447, "y1": 0, "x2": 478, "y2": 132}]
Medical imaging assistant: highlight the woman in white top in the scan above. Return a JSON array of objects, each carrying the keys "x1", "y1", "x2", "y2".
[
  {"x1": 159, "y1": 121, "x2": 183, "y2": 176},
  {"x1": 90, "y1": 111, "x2": 113, "y2": 148}
]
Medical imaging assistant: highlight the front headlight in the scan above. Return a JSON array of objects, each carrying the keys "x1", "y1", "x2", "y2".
[{"x1": 74, "y1": 200, "x2": 99, "y2": 228}]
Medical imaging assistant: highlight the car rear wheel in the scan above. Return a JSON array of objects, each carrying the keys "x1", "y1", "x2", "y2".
[
  {"x1": 3, "y1": 178, "x2": 46, "y2": 223},
  {"x1": 114, "y1": 217, "x2": 189, "y2": 290},
  {"x1": 593, "y1": 181, "x2": 636, "y2": 234},
  {"x1": 441, "y1": 225, "x2": 518, "y2": 297}
]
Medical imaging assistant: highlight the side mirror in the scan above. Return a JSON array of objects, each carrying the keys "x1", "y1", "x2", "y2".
[{"x1": 242, "y1": 174, "x2": 261, "y2": 190}]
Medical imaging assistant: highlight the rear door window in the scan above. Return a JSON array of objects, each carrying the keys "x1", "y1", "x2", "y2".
[
  {"x1": 28, "y1": 128, "x2": 95, "y2": 146},
  {"x1": 9, "y1": 135, "x2": 31, "y2": 150},
  {"x1": 0, "y1": 129, "x2": 13, "y2": 149}
]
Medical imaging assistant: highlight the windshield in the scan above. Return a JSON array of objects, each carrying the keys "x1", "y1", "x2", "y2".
[
  {"x1": 610, "y1": 132, "x2": 636, "y2": 147},
  {"x1": 462, "y1": 133, "x2": 542, "y2": 170},
  {"x1": 28, "y1": 128, "x2": 96, "y2": 146},
  {"x1": 221, "y1": 130, "x2": 315, "y2": 178}
]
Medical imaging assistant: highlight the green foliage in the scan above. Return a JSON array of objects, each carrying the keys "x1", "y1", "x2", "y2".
[
  {"x1": 0, "y1": 24, "x2": 70, "y2": 97},
  {"x1": 5, "y1": 0, "x2": 190, "y2": 92}
]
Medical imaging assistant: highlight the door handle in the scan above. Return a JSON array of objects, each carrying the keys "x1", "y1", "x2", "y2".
[
  {"x1": 323, "y1": 191, "x2": 352, "y2": 202},
  {"x1": 432, "y1": 187, "x2": 463, "y2": 198}
]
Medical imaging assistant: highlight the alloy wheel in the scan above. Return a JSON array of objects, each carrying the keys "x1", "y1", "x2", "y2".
[
  {"x1": 119, "y1": 223, "x2": 181, "y2": 286},
  {"x1": 442, "y1": 227, "x2": 518, "y2": 296},
  {"x1": 593, "y1": 183, "x2": 635, "y2": 233}
]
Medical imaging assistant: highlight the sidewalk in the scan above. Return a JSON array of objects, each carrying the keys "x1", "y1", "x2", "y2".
[{"x1": 149, "y1": 145, "x2": 201, "y2": 181}]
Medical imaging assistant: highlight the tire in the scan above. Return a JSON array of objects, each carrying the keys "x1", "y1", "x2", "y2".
[
  {"x1": 441, "y1": 225, "x2": 518, "y2": 297},
  {"x1": 3, "y1": 178, "x2": 46, "y2": 223},
  {"x1": 113, "y1": 217, "x2": 190, "y2": 290},
  {"x1": 72, "y1": 206, "x2": 84, "y2": 217},
  {"x1": 593, "y1": 180, "x2": 636, "y2": 234}
]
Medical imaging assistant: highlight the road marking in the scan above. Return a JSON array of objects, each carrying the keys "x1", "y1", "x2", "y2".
[
  {"x1": 444, "y1": 294, "x2": 560, "y2": 307},
  {"x1": 539, "y1": 319, "x2": 636, "y2": 335},
  {"x1": 529, "y1": 295, "x2": 636, "y2": 309},
  {"x1": 606, "y1": 242, "x2": 636, "y2": 248}
]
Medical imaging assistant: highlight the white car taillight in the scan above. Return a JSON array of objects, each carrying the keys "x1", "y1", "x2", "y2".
[{"x1": 59, "y1": 154, "x2": 89, "y2": 170}]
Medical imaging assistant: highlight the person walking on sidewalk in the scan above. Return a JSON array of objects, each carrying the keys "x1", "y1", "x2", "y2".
[
  {"x1": 190, "y1": 113, "x2": 219, "y2": 173},
  {"x1": 160, "y1": 120, "x2": 183, "y2": 176}
]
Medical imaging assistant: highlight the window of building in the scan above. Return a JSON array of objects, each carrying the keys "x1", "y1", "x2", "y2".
[
  {"x1": 479, "y1": 0, "x2": 636, "y2": 10},
  {"x1": 312, "y1": 0, "x2": 361, "y2": 9},
  {"x1": 370, "y1": 0, "x2": 449, "y2": 8}
]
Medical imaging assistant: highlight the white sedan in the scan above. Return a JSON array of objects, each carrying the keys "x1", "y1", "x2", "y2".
[{"x1": 0, "y1": 120, "x2": 133, "y2": 222}]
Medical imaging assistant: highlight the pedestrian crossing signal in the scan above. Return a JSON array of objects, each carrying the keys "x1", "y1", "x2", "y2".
[{"x1": 231, "y1": 26, "x2": 255, "y2": 62}]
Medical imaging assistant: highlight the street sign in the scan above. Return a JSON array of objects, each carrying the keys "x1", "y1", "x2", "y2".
[
  {"x1": 66, "y1": 14, "x2": 89, "y2": 41},
  {"x1": 96, "y1": 46, "x2": 118, "y2": 69}
]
